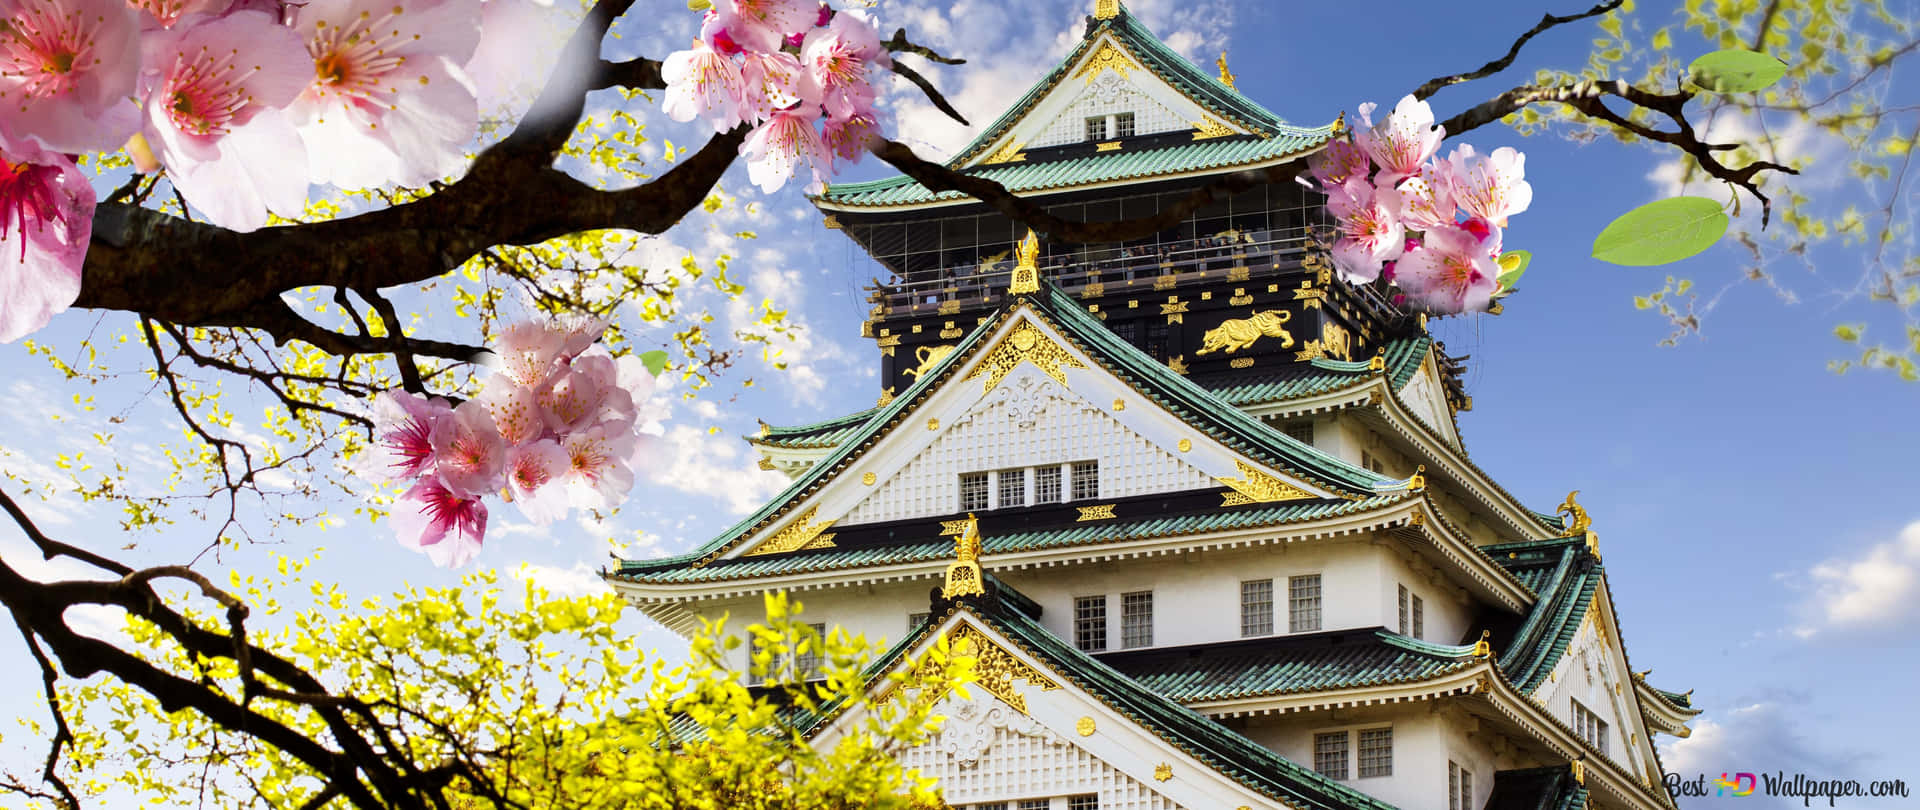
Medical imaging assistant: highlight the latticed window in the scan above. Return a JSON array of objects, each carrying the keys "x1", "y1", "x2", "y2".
[
  {"x1": 1398, "y1": 585, "x2": 1410, "y2": 635},
  {"x1": 1241, "y1": 579, "x2": 1273, "y2": 637},
  {"x1": 1074, "y1": 595, "x2": 1107, "y2": 652},
  {"x1": 1313, "y1": 732, "x2": 1348, "y2": 779},
  {"x1": 908, "y1": 612, "x2": 930, "y2": 633},
  {"x1": 1084, "y1": 116, "x2": 1106, "y2": 141},
  {"x1": 794, "y1": 622, "x2": 827, "y2": 676},
  {"x1": 976, "y1": 804, "x2": 1008, "y2": 810},
  {"x1": 1143, "y1": 322, "x2": 1171, "y2": 360},
  {"x1": 1358, "y1": 728, "x2": 1393, "y2": 777},
  {"x1": 1449, "y1": 761, "x2": 1473, "y2": 810},
  {"x1": 1121, "y1": 591, "x2": 1153, "y2": 648},
  {"x1": 1573, "y1": 700, "x2": 1609, "y2": 755},
  {"x1": 1412, "y1": 594, "x2": 1425, "y2": 640},
  {"x1": 1071, "y1": 461, "x2": 1099, "y2": 500},
  {"x1": 1019, "y1": 799, "x2": 1049, "y2": 810},
  {"x1": 960, "y1": 472, "x2": 989, "y2": 511},
  {"x1": 1285, "y1": 421, "x2": 1314, "y2": 444},
  {"x1": 1113, "y1": 112, "x2": 1135, "y2": 138},
  {"x1": 997, "y1": 468, "x2": 1027, "y2": 508},
  {"x1": 1069, "y1": 795, "x2": 1099, "y2": 810},
  {"x1": 1289, "y1": 574, "x2": 1322, "y2": 632},
  {"x1": 1035, "y1": 465, "x2": 1062, "y2": 504}
]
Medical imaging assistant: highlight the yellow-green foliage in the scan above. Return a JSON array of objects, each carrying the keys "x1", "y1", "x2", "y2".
[{"x1": 40, "y1": 564, "x2": 971, "y2": 809}]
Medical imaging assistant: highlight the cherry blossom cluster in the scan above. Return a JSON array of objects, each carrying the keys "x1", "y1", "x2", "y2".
[
  {"x1": 0, "y1": 0, "x2": 535, "y2": 343},
  {"x1": 1302, "y1": 95, "x2": 1533, "y2": 315},
  {"x1": 662, "y1": 0, "x2": 891, "y2": 193},
  {"x1": 361, "y1": 319, "x2": 660, "y2": 568}
]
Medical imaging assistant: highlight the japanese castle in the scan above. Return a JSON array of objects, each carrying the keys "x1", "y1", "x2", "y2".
[{"x1": 605, "y1": 2, "x2": 1699, "y2": 808}]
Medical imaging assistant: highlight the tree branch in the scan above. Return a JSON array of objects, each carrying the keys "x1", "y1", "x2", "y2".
[{"x1": 1412, "y1": 1, "x2": 1625, "y2": 101}]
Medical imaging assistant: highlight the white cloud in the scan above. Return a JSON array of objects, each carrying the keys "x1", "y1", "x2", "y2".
[
  {"x1": 646, "y1": 423, "x2": 789, "y2": 515},
  {"x1": 1646, "y1": 111, "x2": 1848, "y2": 207},
  {"x1": 1789, "y1": 520, "x2": 1920, "y2": 638},
  {"x1": 512, "y1": 562, "x2": 613, "y2": 598},
  {"x1": 1659, "y1": 700, "x2": 1859, "y2": 808}
]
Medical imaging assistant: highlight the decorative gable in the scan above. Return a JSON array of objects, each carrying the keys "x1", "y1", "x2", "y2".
[
  {"x1": 1398, "y1": 355, "x2": 1461, "y2": 448},
  {"x1": 899, "y1": 694, "x2": 1187, "y2": 810},
  {"x1": 1530, "y1": 594, "x2": 1661, "y2": 785}
]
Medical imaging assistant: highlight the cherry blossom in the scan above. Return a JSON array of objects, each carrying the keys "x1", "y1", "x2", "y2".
[
  {"x1": 466, "y1": 0, "x2": 569, "y2": 118},
  {"x1": 1305, "y1": 138, "x2": 1369, "y2": 189},
  {"x1": 709, "y1": 0, "x2": 815, "y2": 54},
  {"x1": 537, "y1": 354, "x2": 619, "y2": 434},
  {"x1": 477, "y1": 379, "x2": 543, "y2": 447},
  {"x1": 391, "y1": 478, "x2": 488, "y2": 568},
  {"x1": 138, "y1": 10, "x2": 310, "y2": 232},
  {"x1": 286, "y1": 0, "x2": 481, "y2": 190},
  {"x1": 0, "y1": 0, "x2": 143, "y2": 152},
  {"x1": 1445, "y1": 143, "x2": 1531, "y2": 227},
  {"x1": 0, "y1": 134, "x2": 93, "y2": 343},
  {"x1": 365, "y1": 390, "x2": 453, "y2": 482},
  {"x1": 743, "y1": 104, "x2": 830, "y2": 192},
  {"x1": 1353, "y1": 94, "x2": 1442, "y2": 185},
  {"x1": 1325, "y1": 178, "x2": 1404, "y2": 284},
  {"x1": 430, "y1": 400, "x2": 507, "y2": 497},
  {"x1": 1394, "y1": 163, "x2": 1456, "y2": 233},
  {"x1": 663, "y1": 37, "x2": 747, "y2": 133},
  {"x1": 823, "y1": 112, "x2": 879, "y2": 170},
  {"x1": 492, "y1": 320, "x2": 567, "y2": 386},
  {"x1": 559, "y1": 424, "x2": 637, "y2": 513},
  {"x1": 1393, "y1": 223, "x2": 1499, "y2": 315},
  {"x1": 127, "y1": 0, "x2": 233, "y2": 27},
  {"x1": 736, "y1": 49, "x2": 810, "y2": 124},
  {"x1": 802, "y1": 9, "x2": 887, "y2": 121},
  {"x1": 503, "y1": 440, "x2": 570, "y2": 525}
]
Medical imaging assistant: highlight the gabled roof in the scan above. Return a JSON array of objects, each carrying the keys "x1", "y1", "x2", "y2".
[
  {"x1": 1096, "y1": 627, "x2": 1478, "y2": 704},
  {"x1": 1485, "y1": 536, "x2": 1603, "y2": 693},
  {"x1": 611, "y1": 281, "x2": 1389, "y2": 576},
  {"x1": 1194, "y1": 336, "x2": 1431, "y2": 407},
  {"x1": 814, "y1": 3, "x2": 1337, "y2": 211},
  {"x1": 833, "y1": 581, "x2": 1401, "y2": 810}
]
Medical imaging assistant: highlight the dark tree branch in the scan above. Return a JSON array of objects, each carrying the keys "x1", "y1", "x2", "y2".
[
  {"x1": 14, "y1": 618, "x2": 78, "y2": 810},
  {"x1": 1412, "y1": 1, "x2": 1625, "y2": 101},
  {"x1": 890, "y1": 60, "x2": 969, "y2": 126}
]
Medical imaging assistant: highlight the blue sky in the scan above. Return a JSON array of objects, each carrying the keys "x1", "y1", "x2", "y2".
[{"x1": 0, "y1": 1, "x2": 1915, "y2": 807}]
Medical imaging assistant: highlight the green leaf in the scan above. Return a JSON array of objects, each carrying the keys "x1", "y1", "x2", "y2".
[
  {"x1": 639, "y1": 350, "x2": 670, "y2": 376},
  {"x1": 1687, "y1": 50, "x2": 1788, "y2": 93},
  {"x1": 1591, "y1": 197, "x2": 1731, "y2": 266},
  {"x1": 1495, "y1": 250, "x2": 1531, "y2": 291},
  {"x1": 1834, "y1": 323, "x2": 1864, "y2": 343},
  {"x1": 687, "y1": 0, "x2": 711, "y2": 9}
]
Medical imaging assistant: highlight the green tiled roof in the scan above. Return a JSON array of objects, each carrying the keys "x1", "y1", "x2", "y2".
[
  {"x1": 1484, "y1": 537, "x2": 1602, "y2": 693},
  {"x1": 1486, "y1": 766, "x2": 1589, "y2": 810},
  {"x1": 1096, "y1": 628, "x2": 1476, "y2": 704},
  {"x1": 815, "y1": 3, "x2": 1334, "y2": 209},
  {"x1": 612, "y1": 495, "x2": 1402, "y2": 584},
  {"x1": 752, "y1": 407, "x2": 880, "y2": 449},
  {"x1": 816, "y1": 136, "x2": 1332, "y2": 208},
  {"x1": 1197, "y1": 336, "x2": 1432, "y2": 406},
  {"x1": 615, "y1": 282, "x2": 1390, "y2": 576},
  {"x1": 1650, "y1": 686, "x2": 1694, "y2": 710}
]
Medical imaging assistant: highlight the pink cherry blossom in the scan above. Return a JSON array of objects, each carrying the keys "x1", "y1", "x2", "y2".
[
  {"x1": 1392, "y1": 223, "x2": 1499, "y2": 315},
  {"x1": 1325, "y1": 178, "x2": 1404, "y2": 284},
  {"x1": 127, "y1": 0, "x2": 233, "y2": 27},
  {"x1": 710, "y1": 0, "x2": 815, "y2": 54},
  {"x1": 492, "y1": 320, "x2": 565, "y2": 386},
  {"x1": 287, "y1": 0, "x2": 481, "y2": 190},
  {"x1": 1445, "y1": 143, "x2": 1531, "y2": 227},
  {"x1": 742, "y1": 103, "x2": 829, "y2": 193},
  {"x1": 1353, "y1": 94, "x2": 1443, "y2": 185},
  {"x1": 560, "y1": 424, "x2": 636, "y2": 512},
  {"x1": 503, "y1": 439, "x2": 569, "y2": 524},
  {"x1": 0, "y1": 134, "x2": 93, "y2": 344},
  {"x1": 663, "y1": 37, "x2": 747, "y2": 134},
  {"x1": 476, "y1": 378, "x2": 542, "y2": 446},
  {"x1": 430, "y1": 399, "x2": 506, "y2": 497},
  {"x1": 365, "y1": 389, "x2": 452, "y2": 482},
  {"x1": 737, "y1": 49, "x2": 811, "y2": 124},
  {"x1": 557, "y1": 315, "x2": 607, "y2": 360},
  {"x1": 0, "y1": 0, "x2": 143, "y2": 152},
  {"x1": 538, "y1": 354, "x2": 618, "y2": 434},
  {"x1": 801, "y1": 9, "x2": 887, "y2": 121},
  {"x1": 391, "y1": 478, "x2": 487, "y2": 568},
  {"x1": 1305, "y1": 138, "x2": 1369, "y2": 190},
  {"x1": 822, "y1": 111, "x2": 878, "y2": 169},
  {"x1": 1394, "y1": 163, "x2": 1456, "y2": 233},
  {"x1": 138, "y1": 10, "x2": 311, "y2": 232}
]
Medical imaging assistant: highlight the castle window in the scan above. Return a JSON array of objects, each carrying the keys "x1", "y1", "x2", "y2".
[
  {"x1": 1573, "y1": 700, "x2": 1609, "y2": 755},
  {"x1": 1285, "y1": 421, "x2": 1315, "y2": 445},
  {"x1": 1113, "y1": 112, "x2": 1135, "y2": 138},
  {"x1": 1071, "y1": 460, "x2": 1100, "y2": 500},
  {"x1": 997, "y1": 468, "x2": 1028, "y2": 508},
  {"x1": 1313, "y1": 732, "x2": 1349, "y2": 779},
  {"x1": 1412, "y1": 594, "x2": 1425, "y2": 639},
  {"x1": 1035, "y1": 465, "x2": 1063, "y2": 504},
  {"x1": 1074, "y1": 595, "x2": 1108, "y2": 652},
  {"x1": 1449, "y1": 761, "x2": 1473, "y2": 810},
  {"x1": 1289, "y1": 574, "x2": 1322, "y2": 633},
  {"x1": 960, "y1": 472, "x2": 990, "y2": 511},
  {"x1": 1398, "y1": 585, "x2": 1409, "y2": 635},
  {"x1": 1357, "y1": 727, "x2": 1393, "y2": 777},
  {"x1": 1143, "y1": 322, "x2": 1171, "y2": 360},
  {"x1": 1397, "y1": 586, "x2": 1424, "y2": 639},
  {"x1": 976, "y1": 804, "x2": 1008, "y2": 810},
  {"x1": 1018, "y1": 801, "x2": 1048, "y2": 810},
  {"x1": 1241, "y1": 579, "x2": 1274, "y2": 637},
  {"x1": 1121, "y1": 591, "x2": 1153, "y2": 648},
  {"x1": 1069, "y1": 796, "x2": 1099, "y2": 810},
  {"x1": 794, "y1": 622, "x2": 827, "y2": 676},
  {"x1": 1085, "y1": 116, "x2": 1107, "y2": 141},
  {"x1": 908, "y1": 612, "x2": 930, "y2": 633}
]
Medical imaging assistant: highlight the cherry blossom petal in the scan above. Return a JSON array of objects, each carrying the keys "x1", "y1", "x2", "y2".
[
  {"x1": 1446, "y1": 143, "x2": 1531, "y2": 227},
  {"x1": 663, "y1": 37, "x2": 747, "y2": 133},
  {"x1": 430, "y1": 399, "x2": 507, "y2": 497},
  {"x1": 0, "y1": 135, "x2": 93, "y2": 343},
  {"x1": 1354, "y1": 94, "x2": 1443, "y2": 185},
  {"x1": 0, "y1": 0, "x2": 143, "y2": 152},
  {"x1": 391, "y1": 478, "x2": 487, "y2": 567},
  {"x1": 477, "y1": 378, "x2": 544, "y2": 446},
  {"x1": 1392, "y1": 223, "x2": 1499, "y2": 315},
  {"x1": 1325, "y1": 178, "x2": 1404, "y2": 284},
  {"x1": 561, "y1": 425, "x2": 635, "y2": 513},
  {"x1": 742, "y1": 104, "x2": 828, "y2": 193},
  {"x1": 504, "y1": 439, "x2": 569, "y2": 525},
  {"x1": 365, "y1": 389, "x2": 452, "y2": 482}
]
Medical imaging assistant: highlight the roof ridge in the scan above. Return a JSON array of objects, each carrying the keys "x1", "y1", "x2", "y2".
[{"x1": 1375, "y1": 628, "x2": 1479, "y2": 659}]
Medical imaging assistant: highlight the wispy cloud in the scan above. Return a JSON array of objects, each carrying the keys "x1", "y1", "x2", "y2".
[
  {"x1": 645, "y1": 422, "x2": 789, "y2": 515},
  {"x1": 1787, "y1": 520, "x2": 1920, "y2": 639},
  {"x1": 511, "y1": 562, "x2": 613, "y2": 598}
]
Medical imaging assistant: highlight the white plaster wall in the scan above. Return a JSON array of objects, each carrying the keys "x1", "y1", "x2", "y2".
[
  {"x1": 1532, "y1": 612, "x2": 1650, "y2": 782},
  {"x1": 1032, "y1": 72, "x2": 1191, "y2": 148},
  {"x1": 1238, "y1": 706, "x2": 1454, "y2": 810},
  {"x1": 1377, "y1": 546, "x2": 1475, "y2": 646}
]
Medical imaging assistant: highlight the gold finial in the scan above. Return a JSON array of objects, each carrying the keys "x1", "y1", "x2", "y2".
[
  {"x1": 1408, "y1": 465, "x2": 1427, "y2": 493},
  {"x1": 1008, "y1": 230, "x2": 1041, "y2": 295},
  {"x1": 1367, "y1": 347, "x2": 1387, "y2": 372},
  {"x1": 1216, "y1": 52, "x2": 1236, "y2": 89},
  {"x1": 756, "y1": 419, "x2": 772, "y2": 437},
  {"x1": 1331, "y1": 111, "x2": 1347, "y2": 137},
  {"x1": 1473, "y1": 630, "x2": 1492, "y2": 659},
  {"x1": 1570, "y1": 759, "x2": 1586, "y2": 785},
  {"x1": 942, "y1": 513, "x2": 986, "y2": 599},
  {"x1": 1093, "y1": 0, "x2": 1120, "y2": 20},
  {"x1": 1557, "y1": 491, "x2": 1591, "y2": 537}
]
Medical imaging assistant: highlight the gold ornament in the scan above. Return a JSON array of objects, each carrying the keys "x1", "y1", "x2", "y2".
[
  {"x1": 744, "y1": 505, "x2": 837, "y2": 556},
  {"x1": 1177, "y1": 439, "x2": 1192, "y2": 453},
  {"x1": 862, "y1": 472, "x2": 876, "y2": 486},
  {"x1": 983, "y1": 139, "x2": 1027, "y2": 165},
  {"x1": 1008, "y1": 230, "x2": 1042, "y2": 295},
  {"x1": 965, "y1": 322, "x2": 1086, "y2": 393},
  {"x1": 1075, "y1": 504, "x2": 1117, "y2": 522},
  {"x1": 1154, "y1": 763, "x2": 1173, "y2": 782},
  {"x1": 1073, "y1": 41, "x2": 1138, "y2": 83},
  {"x1": 1093, "y1": 0, "x2": 1120, "y2": 19},
  {"x1": 1217, "y1": 461, "x2": 1314, "y2": 506},
  {"x1": 1197, "y1": 311, "x2": 1294, "y2": 355},
  {"x1": 1077, "y1": 716, "x2": 1097, "y2": 736},
  {"x1": 943, "y1": 624, "x2": 1059, "y2": 714},
  {"x1": 1216, "y1": 52, "x2": 1236, "y2": 88},
  {"x1": 1191, "y1": 115, "x2": 1235, "y2": 140},
  {"x1": 942, "y1": 513, "x2": 985, "y2": 600},
  {"x1": 903, "y1": 344, "x2": 957, "y2": 381}
]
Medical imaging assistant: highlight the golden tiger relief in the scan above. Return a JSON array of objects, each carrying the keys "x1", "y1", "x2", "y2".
[{"x1": 1196, "y1": 310, "x2": 1293, "y2": 355}]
